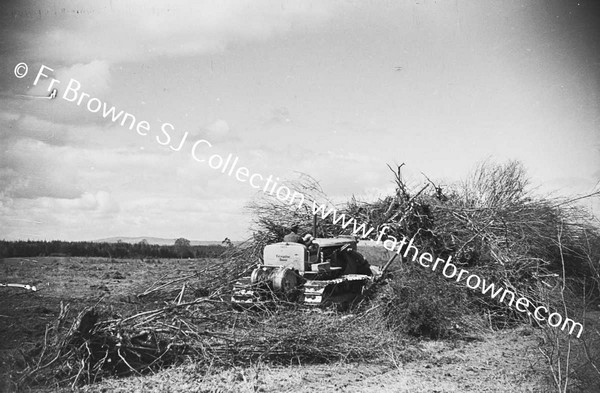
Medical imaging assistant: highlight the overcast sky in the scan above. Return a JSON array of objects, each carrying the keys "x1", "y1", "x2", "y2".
[{"x1": 1, "y1": 0, "x2": 599, "y2": 241}]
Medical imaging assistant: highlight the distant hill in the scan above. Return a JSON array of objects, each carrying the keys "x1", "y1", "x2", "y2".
[{"x1": 93, "y1": 237, "x2": 236, "y2": 246}]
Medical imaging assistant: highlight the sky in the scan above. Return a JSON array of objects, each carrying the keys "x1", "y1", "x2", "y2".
[{"x1": 0, "y1": 0, "x2": 599, "y2": 242}]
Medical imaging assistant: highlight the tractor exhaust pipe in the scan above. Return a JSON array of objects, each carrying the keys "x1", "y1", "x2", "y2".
[{"x1": 312, "y1": 214, "x2": 317, "y2": 238}]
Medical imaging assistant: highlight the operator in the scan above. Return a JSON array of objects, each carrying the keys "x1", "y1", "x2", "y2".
[
  {"x1": 302, "y1": 233, "x2": 314, "y2": 247},
  {"x1": 303, "y1": 234, "x2": 318, "y2": 260},
  {"x1": 283, "y1": 224, "x2": 304, "y2": 244},
  {"x1": 284, "y1": 224, "x2": 316, "y2": 252}
]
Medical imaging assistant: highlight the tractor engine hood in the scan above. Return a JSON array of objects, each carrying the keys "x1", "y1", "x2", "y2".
[{"x1": 263, "y1": 242, "x2": 307, "y2": 272}]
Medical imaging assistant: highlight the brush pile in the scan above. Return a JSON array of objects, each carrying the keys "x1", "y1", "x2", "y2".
[
  {"x1": 345, "y1": 161, "x2": 600, "y2": 328},
  {"x1": 17, "y1": 298, "x2": 399, "y2": 389}
]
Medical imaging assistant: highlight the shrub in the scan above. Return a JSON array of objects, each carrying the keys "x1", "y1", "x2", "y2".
[{"x1": 371, "y1": 263, "x2": 474, "y2": 340}]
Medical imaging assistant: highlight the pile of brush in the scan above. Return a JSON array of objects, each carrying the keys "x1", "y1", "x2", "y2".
[
  {"x1": 16, "y1": 296, "x2": 401, "y2": 389},
  {"x1": 346, "y1": 161, "x2": 600, "y2": 328}
]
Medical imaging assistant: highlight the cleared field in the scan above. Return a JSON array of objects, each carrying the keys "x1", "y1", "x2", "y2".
[{"x1": 0, "y1": 256, "x2": 214, "y2": 390}]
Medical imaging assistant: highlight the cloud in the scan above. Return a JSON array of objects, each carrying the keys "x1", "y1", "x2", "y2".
[
  {"x1": 0, "y1": 60, "x2": 114, "y2": 127},
  {"x1": 0, "y1": 130, "x2": 174, "y2": 201},
  {"x1": 46, "y1": 191, "x2": 120, "y2": 214},
  {"x1": 206, "y1": 119, "x2": 230, "y2": 136},
  {"x1": 0, "y1": 138, "x2": 84, "y2": 199},
  {"x1": 186, "y1": 119, "x2": 236, "y2": 144},
  {"x1": 0, "y1": 112, "x2": 20, "y2": 122},
  {"x1": 0, "y1": 191, "x2": 120, "y2": 241},
  {"x1": 0, "y1": 116, "x2": 252, "y2": 205},
  {"x1": 261, "y1": 107, "x2": 292, "y2": 127},
  {"x1": 0, "y1": 113, "x2": 71, "y2": 146},
  {"x1": 27, "y1": 60, "x2": 111, "y2": 99},
  {"x1": 0, "y1": 110, "x2": 153, "y2": 152},
  {"x1": 15, "y1": 1, "x2": 335, "y2": 64}
]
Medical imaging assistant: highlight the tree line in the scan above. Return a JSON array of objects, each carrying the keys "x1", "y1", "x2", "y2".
[{"x1": 0, "y1": 239, "x2": 227, "y2": 259}]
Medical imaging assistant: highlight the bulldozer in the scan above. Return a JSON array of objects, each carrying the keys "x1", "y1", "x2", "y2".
[{"x1": 231, "y1": 217, "x2": 378, "y2": 307}]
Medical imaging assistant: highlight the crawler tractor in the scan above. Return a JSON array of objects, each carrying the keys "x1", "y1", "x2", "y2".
[{"x1": 232, "y1": 226, "x2": 376, "y2": 307}]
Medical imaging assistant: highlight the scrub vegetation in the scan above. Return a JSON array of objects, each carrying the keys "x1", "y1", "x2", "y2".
[{"x1": 2, "y1": 160, "x2": 599, "y2": 392}]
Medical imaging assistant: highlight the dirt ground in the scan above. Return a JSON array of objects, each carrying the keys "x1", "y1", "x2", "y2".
[
  {"x1": 1, "y1": 256, "x2": 554, "y2": 392},
  {"x1": 0, "y1": 256, "x2": 212, "y2": 391},
  {"x1": 71, "y1": 327, "x2": 547, "y2": 393}
]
